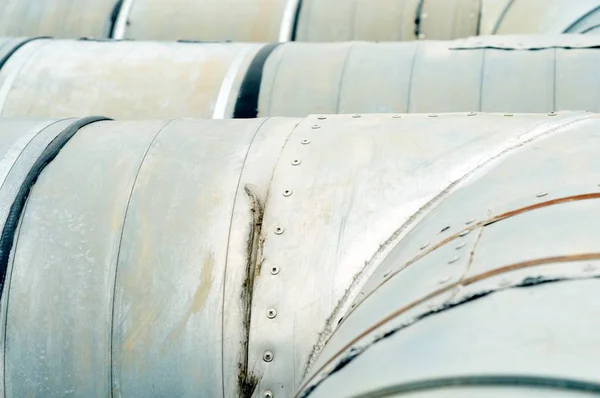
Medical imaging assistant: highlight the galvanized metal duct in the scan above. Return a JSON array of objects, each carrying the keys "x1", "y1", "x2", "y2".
[
  {"x1": 258, "y1": 35, "x2": 600, "y2": 116},
  {"x1": 297, "y1": 111, "x2": 600, "y2": 397},
  {"x1": 0, "y1": 112, "x2": 596, "y2": 397},
  {"x1": 0, "y1": 0, "x2": 119, "y2": 38},
  {"x1": 0, "y1": 38, "x2": 262, "y2": 119},
  {"x1": 1, "y1": 35, "x2": 600, "y2": 120},
  {"x1": 484, "y1": 0, "x2": 600, "y2": 34}
]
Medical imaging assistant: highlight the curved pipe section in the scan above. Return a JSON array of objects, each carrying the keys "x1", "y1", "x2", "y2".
[
  {"x1": 1, "y1": 35, "x2": 600, "y2": 119},
  {"x1": 0, "y1": 112, "x2": 596, "y2": 397}
]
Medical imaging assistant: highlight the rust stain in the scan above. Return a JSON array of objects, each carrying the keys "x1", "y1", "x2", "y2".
[
  {"x1": 342, "y1": 192, "x2": 600, "y2": 325},
  {"x1": 167, "y1": 252, "x2": 215, "y2": 345},
  {"x1": 297, "y1": 252, "x2": 600, "y2": 395}
]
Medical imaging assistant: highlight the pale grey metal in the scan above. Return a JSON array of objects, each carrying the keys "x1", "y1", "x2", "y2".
[
  {"x1": 258, "y1": 36, "x2": 600, "y2": 117},
  {"x1": 0, "y1": 39, "x2": 262, "y2": 119},
  {"x1": 298, "y1": 113, "x2": 600, "y2": 397},
  {"x1": 490, "y1": 0, "x2": 600, "y2": 34},
  {"x1": 122, "y1": 0, "x2": 288, "y2": 41},
  {"x1": 0, "y1": 0, "x2": 117, "y2": 38}
]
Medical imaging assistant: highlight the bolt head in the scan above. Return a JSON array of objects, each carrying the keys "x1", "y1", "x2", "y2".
[
  {"x1": 267, "y1": 308, "x2": 277, "y2": 319},
  {"x1": 275, "y1": 227, "x2": 284, "y2": 235},
  {"x1": 264, "y1": 392, "x2": 273, "y2": 398},
  {"x1": 291, "y1": 159, "x2": 301, "y2": 166},
  {"x1": 301, "y1": 139, "x2": 311, "y2": 145},
  {"x1": 263, "y1": 351, "x2": 274, "y2": 362},
  {"x1": 270, "y1": 266, "x2": 280, "y2": 275},
  {"x1": 311, "y1": 124, "x2": 320, "y2": 129},
  {"x1": 283, "y1": 189, "x2": 293, "y2": 197}
]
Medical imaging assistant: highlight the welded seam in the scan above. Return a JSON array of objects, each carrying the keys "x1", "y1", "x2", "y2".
[
  {"x1": 581, "y1": 24, "x2": 600, "y2": 34},
  {"x1": 350, "y1": 375, "x2": 600, "y2": 398},
  {"x1": 334, "y1": 43, "x2": 356, "y2": 113},
  {"x1": 218, "y1": 118, "x2": 269, "y2": 397},
  {"x1": 491, "y1": 0, "x2": 515, "y2": 34},
  {"x1": 265, "y1": 44, "x2": 288, "y2": 116},
  {"x1": 111, "y1": 0, "x2": 136, "y2": 39},
  {"x1": 298, "y1": 257, "x2": 600, "y2": 397},
  {"x1": 278, "y1": 0, "x2": 303, "y2": 42},
  {"x1": 300, "y1": 114, "x2": 595, "y2": 382},
  {"x1": 108, "y1": 119, "x2": 174, "y2": 396},
  {"x1": 553, "y1": 47, "x2": 557, "y2": 111},
  {"x1": 475, "y1": 0, "x2": 483, "y2": 35},
  {"x1": 477, "y1": 47, "x2": 486, "y2": 111},
  {"x1": 213, "y1": 46, "x2": 258, "y2": 119}
]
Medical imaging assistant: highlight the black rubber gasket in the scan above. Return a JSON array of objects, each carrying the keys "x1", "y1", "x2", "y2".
[
  {"x1": 0, "y1": 116, "x2": 111, "y2": 295},
  {"x1": 0, "y1": 37, "x2": 51, "y2": 72},
  {"x1": 233, "y1": 43, "x2": 281, "y2": 119}
]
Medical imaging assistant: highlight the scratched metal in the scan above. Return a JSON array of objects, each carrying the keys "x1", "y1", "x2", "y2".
[
  {"x1": 298, "y1": 113, "x2": 600, "y2": 397},
  {"x1": 0, "y1": 39, "x2": 262, "y2": 119},
  {"x1": 0, "y1": 0, "x2": 117, "y2": 37},
  {"x1": 259, "y1": 37, "x2": 600, "y2": 116},
  {"x1": 304, "y1": 112, "x2": 593, "y2": 374},
  {"x1": 304, "y1": 279, "x2": 600, "y2": 397},
  {"x1": 492, "y1": 0, "x2": 600, "y2": 34},
  {"x1": 122, "y1": 0, "x2": 288, "y2": 41}
]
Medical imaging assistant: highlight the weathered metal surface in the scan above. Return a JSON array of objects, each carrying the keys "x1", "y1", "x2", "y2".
[
  {"x1": 294, "y1": 0, "x2": 480, "y2": 42},
  {"x1": 0, "y1": 0, "x2": 117, "y2": 38},
  {"x1": 0, "y1": 39, "x2": 262, "y2": 119},
  {"x1": 297, "y1": 113, "x2": 600, "y2": 397},
  {"x1": 490, "y1": 0, "x2": 600, "y2": 34},
  {"x1": 2, "y1": 113, "x2": 600, "y2": 397},
  {"x1": 259, "y1": 36, "x2": 600, "y2": 116},
  {"x1": 120, "y1": 0, "x2": 289, "y2": 42}
]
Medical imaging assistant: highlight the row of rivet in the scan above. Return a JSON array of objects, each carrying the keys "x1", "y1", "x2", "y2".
[{"x1": 262, "y1": 118, "x2": 319, "y2": 398}]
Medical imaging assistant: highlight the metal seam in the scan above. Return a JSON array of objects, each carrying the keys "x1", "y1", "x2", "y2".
[
  {"x1": 491, "y1": 0, "x2": 515, "y2": 34},
  {"x1": 279, "y1": 0, "x2": 303, "y2": 42},
  {"x1": 213, "y1": 46, "x2": 258, "y2": 119},
  {"x1": 233, "y1": 43, "x2": 282, "y2": 119},
  {"x1": 218, "y1": 117, "x2": 270, "y2": 397},
  {"x1": 108, "y1": 118, "x2": 174, "y2": 396},
  {"x1": 111, "y1": 0, "x2": 136, "y2": 39},
  {"x1": 0, "y1": 116, "x2": 111, "y2": 396},
  {"x1": 414, "y1": 0, "x2": 426, "y2": 38},
  {"x1": 563, "y1": 5, "x2": 600, "y2": 33},
  {"x1": 349, "y1": 375, "x2": 600, "y2": 398},
  {"x1": 334, "y1": 43, "x2": 356, "y2": 113},
  {"x1": 405, "y1": 41, "x2": 420, "y2": 112},
  {"x1": 299, "y1": 114, "x2": 596, "y2": 390},
  {"x1": 297, "y1": 258, "x2": 600, "y2": 397}
]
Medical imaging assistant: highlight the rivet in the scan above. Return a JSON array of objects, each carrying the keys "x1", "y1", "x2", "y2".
[
  {"x1": 263, "y1": 351, "x2": 274, "y2": 362},
  {"x1": 428, "y1": 113, "x2": 438, "y2": 118},
  {"x1": 467, "y1": 112, "x2": 477, "y2": 116},
  {"x1": 352, "y1": 114, "x2": 361, "y2": 118},
  {"x1": 420, "y1": 242, "x2": 429, "y2": 250},
  {"x1": 438, "y1": 276, "x2": 450, "y2": 284},
  {"x1": 264, "y1": 391, "x2": 273, "y2": 398},
  {"x1": 504, "y1": 113, "x2": 514, "y2": 117},
  {"x1": 448, "y1": 256, "x2": 459, "y2": 264},
  {"x1": 317, "y1": 116, "x2": 327, "y2": 120},
  {"x1": 548, "y1": 112, "x2": 557, "y2": 116},
  {"x1": 311, "y1": 124, "x2": 320, "y2": 129},
  {"x1": 466, "y1": 218, "x2": 476, "y2": 225},
  {"x1": 392, "y1": 114, "x2": 402, "y2": 118},
  {"x1": 584, "y1": 264, "x2": 597, "y2": 272},
  {"x1": 456, "y1": 241, "x2": 466, "y2": 250},
  {"x1": 418, "y1": 33, "x2": 426, "y2": 39},
  {"x1": 301, "y1": 139, "x2": 311, "y2": 145},
  {"x1": 283, "y1": 189, "x2": 293, "y2": 197},
  {"x1": 275, "y1": 227, "x2": 284, "y2": 235},
  {"x1": 291, "y1": 159, "x2": 301, "y2": 166},
  {"x1": 459, "y1": 230, "x2": 470, "y2": 237},
  {"x1": 270, "y1": 266, "x2": 280, "y2": 275},
  {"x1": 267, "y1": 308, "x2": 277, "y2": 319},
  {"x1": 536, "y1": 192, "x2": 548, "y2": 198}
]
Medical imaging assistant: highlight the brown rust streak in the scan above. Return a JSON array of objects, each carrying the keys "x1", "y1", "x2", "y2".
[
  {"x1": 341, "y1": 192, "x2": 600, "y2": 325},
  {"x1": 238, "y1": 185, "x2": 264, "y2": 397},
  {"x1": 297, "y1": 252, "x2": 600, "y2": 396}
]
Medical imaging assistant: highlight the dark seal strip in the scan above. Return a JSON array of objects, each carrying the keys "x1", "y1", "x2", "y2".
[
  {"x1": 233, "y1": 43, "x2": 281, "y2": 119},
  {"x1": 0, "y1": 116, "x2": 111, "y2": 295},
  {"x1": 0, "y1": 37, "x2": 51, "y2": 72}
]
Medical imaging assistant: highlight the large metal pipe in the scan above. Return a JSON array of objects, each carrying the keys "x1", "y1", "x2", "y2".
[
  {"x1": 2, "y1": 1, "x2": 599, "y2": 42},
  {"x1": 1, "y1": 35, "x2": 600, "y2": 119},
  {"x1": 296, "y1": 111, "x2": 600, "y2": 397},
  {"x1": 0, "y1": 112, "x2": 597, "y2": 397}
]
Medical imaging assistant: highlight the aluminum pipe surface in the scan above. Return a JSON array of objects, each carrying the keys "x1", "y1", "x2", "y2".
[
  {"x1": 298, "y1": 111, "x2": 600, "y2": 397},
  {"x1": 0, "y1": 38, "x2": 262, "y2": 119},
  {"x1": 0, "y1": 112, "x2": 597, "y2": 397},
  {"x1": 1, "y1": 35, "x2": 600, "y2": 119}
]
